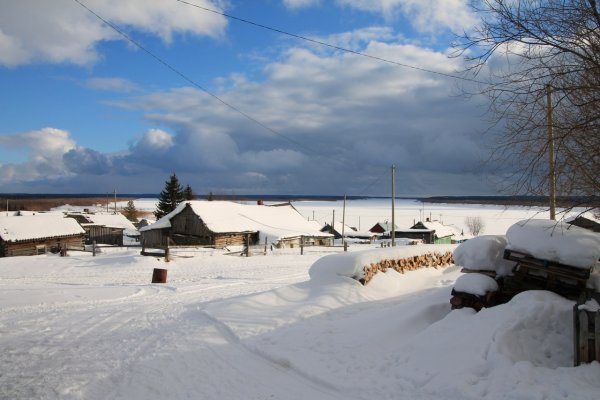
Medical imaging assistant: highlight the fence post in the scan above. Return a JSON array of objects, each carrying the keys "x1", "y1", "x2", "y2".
[
  {"x1": 344, "y1": 241, "x2": 348, "y2": 252},
  {"x1": 300, "y1": 236, "x2": 304, "y2": 255},
  {"x1": 246, "y1": 234, "x2": 251, "y2": 257},
  {"x1": 264, "y1": 236, "x2": 267, "y2": 255},
  {"x1": 596, "y1": 312, "x2": 600, "y2": 362},
  {"x1": 92, "y1": 240, "x2": 96, "y2": 257}
]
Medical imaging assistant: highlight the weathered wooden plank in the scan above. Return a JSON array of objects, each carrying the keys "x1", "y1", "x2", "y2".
[
  {"x1": 573, "y1": 304, "x2": 580, "y2": 366},
  {"x1": 579, "y1": 310, "x2": 589, "y2": 364},
  {"x1": 595, "y1": 312, "x2": 600, "y2": 362}
]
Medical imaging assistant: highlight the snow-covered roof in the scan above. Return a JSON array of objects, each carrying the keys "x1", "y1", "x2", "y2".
[
  {"x1": 418, "y1": 220, "x2": 461, "y2": 238},
  {"x1": 81, "y1": 213, "x2": 137, "y2": 231},
  {"x1": 370, "y1": 222, "x2": 399, "y2": 232},
  {"x1": 506, "y1": 219, "x2": 600, "y2": 269},
  {"x1": 0, "y1": 215, "x2": 85, "y2": 242},
  {"x1": 141, "y1": 201, "x2": 332, "y2": 242}
]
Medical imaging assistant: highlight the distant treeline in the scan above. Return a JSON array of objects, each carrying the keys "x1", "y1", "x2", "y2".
[{"x1": 1, "y1": 193, "x2": 597, "y2": 210}]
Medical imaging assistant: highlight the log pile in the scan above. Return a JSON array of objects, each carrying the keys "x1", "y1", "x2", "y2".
[{"x1": 361, "y1": 251, "x2": 454, "y2": 285}]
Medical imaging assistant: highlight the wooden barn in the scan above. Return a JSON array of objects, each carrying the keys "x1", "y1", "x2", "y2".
[
  {"x1": 67, "y1": 212, "x2": 139, "y2": 246},
  {"x1": 140, "y1": 201, "x2": 333, "y2": 250},
  {"x1": 0, "y1": 215, "x2": 85, "y2": 257}
]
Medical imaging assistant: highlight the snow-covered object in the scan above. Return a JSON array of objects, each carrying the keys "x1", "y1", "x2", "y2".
[
  {"x1": 0, "y1": 215, "x2": 85, "y2": 242},
  {"x1": 453, "y1": 235, "x2": 516, "y2": 276},
  {"x1": 309, "y1": 244, "x2": 456, "y2": 282},
  {"x1": 506, "y1": 219, "x2": 600, "y2": 269},
  {"x1": 453, "y1": 273, "x2": 499, "y2": 296},
  {"x1": 141, "y1": 201, "x2": 332, "y2": 242},
  {"x1": 578, "y1": 299, "x2": 600, "y2": 312}
]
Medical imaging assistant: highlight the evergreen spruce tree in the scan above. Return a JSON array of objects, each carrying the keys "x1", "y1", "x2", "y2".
[
  {"x1": 123, "y1": 200, "x2": 138, "y2": 222},
  {"x1": 154, "y1": 173, "x2": 185, "y2": 219},
  {"x1": 183, "y1": 184, "x2": 195, "y2": 200}
]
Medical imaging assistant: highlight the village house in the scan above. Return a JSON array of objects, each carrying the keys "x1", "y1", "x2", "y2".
[
  {"x1": 0, "y1": 214, "x2": 85, "y2": 257},
  {"x1": 369, "y1": 221, "x2": 399, "y2": 237},
  {"x1": 406, "y1": 219, "x2": 463, "y2": 244},
  {"x1": 140, "y1": 201, "x2": 333, "y2": 250}
]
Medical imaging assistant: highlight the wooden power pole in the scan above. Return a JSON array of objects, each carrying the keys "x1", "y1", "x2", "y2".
[{"x1": 391, "y1": 165, "x2": 396, "y2": 246}]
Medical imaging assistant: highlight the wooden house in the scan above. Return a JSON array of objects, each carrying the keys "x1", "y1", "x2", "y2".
[
  {"x1": 392, "y1": 228, "x2": 435, "y2": 244},
  {"x1": 0, "y1": 215, "x2": 85, "y2": 257},
  {"x1": 140, "y1": 201, "x2": 333, "y2": 250},
  {"x1": 369, "y1": 221, "x2": 399, "y2": 236}
]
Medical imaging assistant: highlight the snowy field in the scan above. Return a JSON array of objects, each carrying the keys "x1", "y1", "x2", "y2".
[{"x1": 1, "y1": 199, "x2": 599, "y2": 399}]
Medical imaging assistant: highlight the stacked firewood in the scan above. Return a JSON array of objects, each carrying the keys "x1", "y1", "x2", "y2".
[{"x1": 362, "y1": 251, "x2": 454, "y2": 285}]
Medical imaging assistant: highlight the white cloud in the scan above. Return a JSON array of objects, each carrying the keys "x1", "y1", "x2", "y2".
[
  {"x1": 0, "y1": 0, "x2": 228, "y2": 67},
  {"x1": 336, "y1": 0, "x2": 477, "y2": 34},
  {"x1": 135, "y1": 129, "x2": 175, "y2": 151}
]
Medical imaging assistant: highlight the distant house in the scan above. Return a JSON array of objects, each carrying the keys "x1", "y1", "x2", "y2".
[
  {"x1": 321, "y1": 221, "x2": 357, "y2": 239},
  {"x1": 66, "y1": 212, "x2": 139, "y2": 246},
  {"x1": 0, "y1": 215, "x2": 85, "y2": 257},
  {"x1": 407, "y1": 219, "x2": 462, "y2": 244},
  {"x1": 140, "y1": 201, "x2": 333, "y2": 250},
  {"x1": 369, "y1": 221, "x2": 399, "y2": 236}
]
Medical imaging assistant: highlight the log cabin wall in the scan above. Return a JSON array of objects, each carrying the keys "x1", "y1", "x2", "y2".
[
  {"x1": 140, "y1": 229, "x2": 168, "y2": 248},
  {"x1": 169, "y1": 205, "x2": 214, "y2": 246},
  {"x1": 86, "y1": 226, "x2": 124, "y2": 246},
  {"x1": 1, "y1": 234, "x2": 85, "y2": 257}
]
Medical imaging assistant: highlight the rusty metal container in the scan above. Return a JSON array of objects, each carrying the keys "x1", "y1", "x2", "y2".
[{"x1": 152, "y1": 268, "x2": 168, "y2": 283}]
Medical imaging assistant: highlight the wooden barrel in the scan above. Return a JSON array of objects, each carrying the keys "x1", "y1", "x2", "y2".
[{"x1": 152, "y1": 268, "x2": 168, "y2": 283}]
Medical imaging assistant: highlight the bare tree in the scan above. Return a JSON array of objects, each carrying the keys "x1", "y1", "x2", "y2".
[
  {"x1": 454, "y1": 0, "x2": 600, "y2": 208},
  {"x1": 465, "y1": 216, "x2": 485, "y2": 236}
]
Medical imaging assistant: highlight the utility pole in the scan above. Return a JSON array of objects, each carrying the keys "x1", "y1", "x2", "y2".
[
  {"x1": 547, "y1": 84, "x2": 556, "y2": 220},
  {"x1": 341, "y1": 194, "x2": 347, "y2": 246},
  {"x1": 331, "y1": 209, "x2": 335, "y2": 246},
  {"x1": 391, "y1": 165, "x2": 396, "y2": 246}
]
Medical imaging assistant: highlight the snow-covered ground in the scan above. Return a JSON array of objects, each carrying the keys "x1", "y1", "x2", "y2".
[{"x1": 1, "y1": 199, "x2": 599, "y2": 399}]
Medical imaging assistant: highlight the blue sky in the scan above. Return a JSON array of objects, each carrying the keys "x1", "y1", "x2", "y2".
[{"x1": 0, "y1": 0, "x2": 501, "y2": 196}]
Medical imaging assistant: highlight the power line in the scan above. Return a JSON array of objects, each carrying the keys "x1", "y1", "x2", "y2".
[
  {"x1": 73, "y1": 0, "x2": 319, "y2": 158},
  {"x1": 174, "y1": 0, "x2": 485, "y2": 85}
]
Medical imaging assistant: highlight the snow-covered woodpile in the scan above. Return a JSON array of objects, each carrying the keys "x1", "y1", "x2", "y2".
[{"x1": 361, "y1": 251, "x2": 453, "y2": 285}]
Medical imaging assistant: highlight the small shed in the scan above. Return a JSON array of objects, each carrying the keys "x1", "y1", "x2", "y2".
[
  {"x1": 140, "y1": 201, "x2": 333, "y2": 250},
  {"x1": 0, "y1": 215, "x2": 85, "y2": 257}
]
